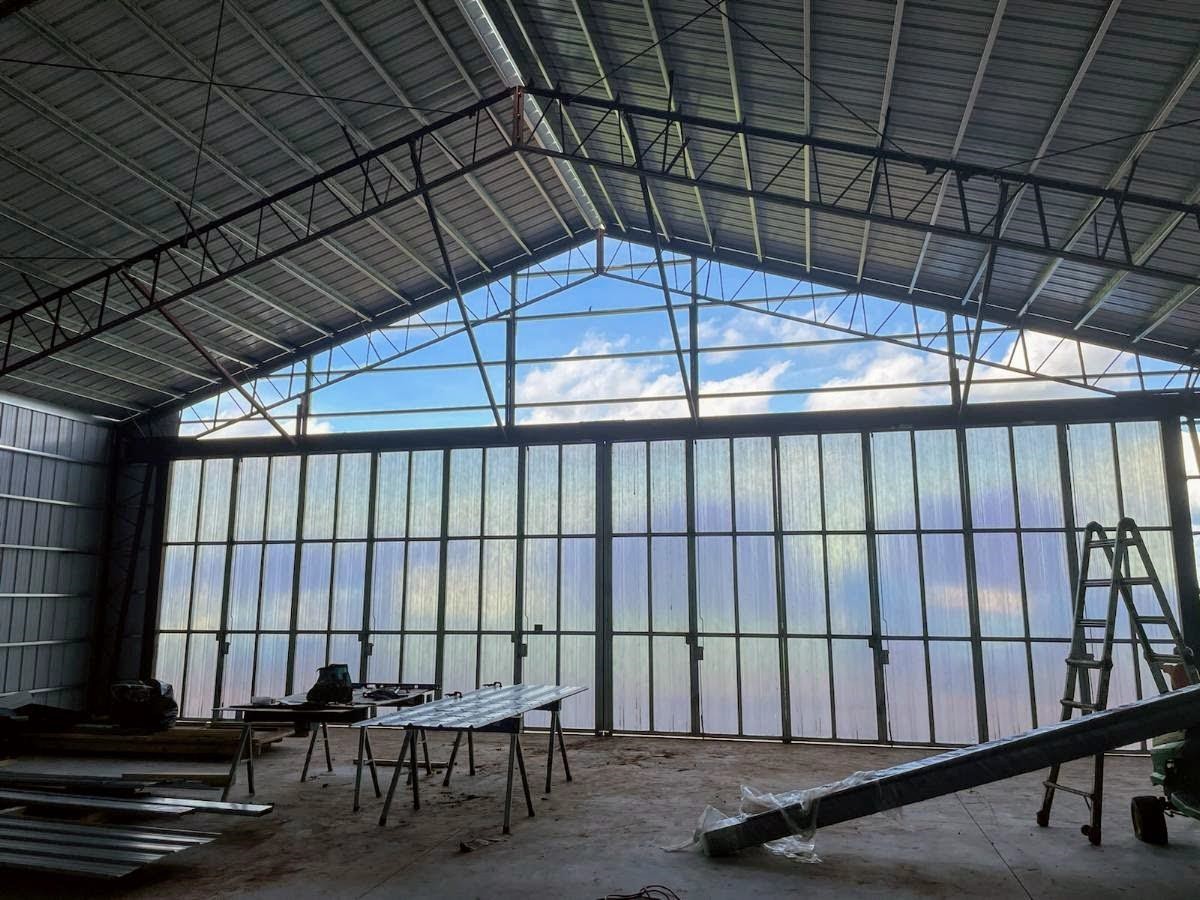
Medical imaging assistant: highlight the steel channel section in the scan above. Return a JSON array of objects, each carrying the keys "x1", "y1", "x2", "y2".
[
  {"x1": 210, "y1": 456, "x2": 241, "y2": 719},
  {"x1": 770, "y1": 435, "x2": 793, "y2": 741},
  {"x1": 814, "y1": 435, "x2": 835, "y2": 738},
  {"x1": 1161, "y1": 417, "x2": 1200, "y2": 649},
  {"x1": 700, "y1": 683, "x2": 1200, "y2": 855},
  {"x1": 284, "y1": 453, "x2": 309, "y2": 695},
  {"x1": 129, "y1": 394, "x2": 1200, "y2": 465},
  {"x1": 908, "y1": 430, "x2": 938, "y2": 742},
  {"x1": 597, "y1": 440, "x2": 613, "y2": 734},
  {"x1": 861, "y1": 432, "x2": 888, "y2": 740},
  {"x1": 1005, "y1": 426, "x2": 1040, "y2": 728},
  {"x1": 513, "y1": 445, "x2": 527, "y2": 685},
  {"x1": 359, "y1": 452, "x2": 380, "y2": 680},
  {"x1": 139, "y1": 462, "x2": 170, "y2": 680},
  {"x1": 955, "y1": 425, "x2": 990, "y2": 742},
  {"x1": 433, "y1": 448, "x2": 453, "y2": 692}
]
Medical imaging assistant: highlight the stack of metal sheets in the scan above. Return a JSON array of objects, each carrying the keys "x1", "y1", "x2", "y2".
[{"x1": 0, "y1": 817, "x2": 218, "y2": 879}]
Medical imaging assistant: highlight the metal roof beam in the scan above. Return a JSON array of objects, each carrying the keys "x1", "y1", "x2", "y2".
[
  {"x1": 0, "y1": 140, "x2": 294, "y2": 355},
  {"x1": 1076, "y1": 177, "x2": 1200, "y2": 331},
  {"x1": 409, "y1": 145, "x2": 504, "y2": 432},
  {"x1": 2, "y1": 368, "x2": 149, "y2": 415},
  {"x1": 0, "y1": 199, "x2": 283, "y2": 360},
  {"x1": 906, "y1": 0, "x2": 1006, "y2": 293},
  {"x1": 319, "y1": 0, "x2": 531, "y2": 255},
  {"x1": 642, "y1": 0, "x2": 714, "y2": 247},
  {"x1": 420, "y1": 0, "x2": 576, "y2": 239},
  {"x1": 479, "y1": 0, "x2": 618, "y2": 229},
  {"x1": 18, "y1": 10, "x2": 348, "y2": 335},
  {"x1": 567, "y1": 0, "x2": 672, "y2": 240},
  {"x1": 951, "y1": 0, "x2": 1121, "y2": 306},
  {"x1": 623, "y1": 115, "x2": 696, "y2": 421},
  {"x1": 117, "y1": 0, "x2": 435, "y2": 302},
  {"x1": 1017, "y1": 37, "x2": 1200, "y2": 318},
  {"x1": 853, "y1": 0, "x2": 905, "y2": 283},
  {"x1": 224, "y1": 0, "x2": 492, "y2": 275},
  {"x1": 0, "y1": 71, "x2": 328, "y2": 343},
  {"x1": 0, "y1": 291, "x2": 187, "y2": 398},
  {"x1": 519, "y1": 89, "x2": 1200, "y2": 293},
  {"x1": 0, "y1": 90, "x2": 516, "y2": 379},
  {"x1": 802, "y1": 0, "x2": 812, "y2": 271},
  {"x1": 718, "y1": 0, "x2": 763, "y2": 260}
]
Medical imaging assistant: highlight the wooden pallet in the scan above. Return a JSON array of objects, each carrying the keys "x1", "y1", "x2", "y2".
[{"x1": 17, "y1": 724, "x2": 289, "y2": 759}]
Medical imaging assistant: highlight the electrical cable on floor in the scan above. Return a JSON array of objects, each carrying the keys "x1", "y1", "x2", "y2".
[{"x1": 599, "y1": 886, "x2": 682, "y2": 900}]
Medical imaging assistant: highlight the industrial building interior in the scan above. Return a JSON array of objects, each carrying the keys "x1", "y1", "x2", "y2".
[{"x1": 0, "y1": 0, "x2": 1199, "y2": 896}]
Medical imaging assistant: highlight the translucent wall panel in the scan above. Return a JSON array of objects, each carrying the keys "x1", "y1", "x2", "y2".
[
  {"x1": 613, "y1": 635, "x2": 649, "y2": 731},
  {"x1": 154, "y1": 417, "x2": 1182, "y2": 745},
  {"x1": 883, "y1": 639, "x2": 929, "y2": 743},
  {"x1": 929, "y1": 641, "x2": 977, "y2": 743},
  {"x1": 831, "y1": 639, "x2": 876, "y2": 740},
  {"x1": 653, "y1": 636, "x2": 691, "y2": 733},
  {"x1": 788, "y1": 638, "x2": 832, "y2": 738},
  {"x1": 698, "y1": 637, "x2": 738, "y2": 735},
  {"x1": 779, "y1": 435, "x2": 821, "y2": 530}
]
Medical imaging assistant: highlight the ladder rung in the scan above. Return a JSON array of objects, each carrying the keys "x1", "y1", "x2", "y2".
[
  {"x1": 1061, "y1": 700, "x2": 1100, "y2": 711},
  {"x1": 1135, "y1": 616, "x2": 1170, "y2": 625},
  {"x1": 1043, "y1": 781, "x2": 1094, "y2": 799},
  {"x1": 1146, "y1": 653, "x2": 1184, "y2": 664},
  {"x1": 1066, "y1": 657, "x2": 1106, "y2": 669},
  {"x1": 1078, "y1": 618, "x2": 1109, "y2": 628},
  {"x1": 1085, "y1": 539, "x2": 1115, "y2": 549},
  {"x1": 1082, "y1": 577, "x2": 1155, "y2": 587}
]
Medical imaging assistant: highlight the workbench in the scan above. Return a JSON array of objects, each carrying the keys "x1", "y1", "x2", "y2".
[
  {"x1": 356, "y1": 683, "x2": 586, "y2": 833},
  {"x1": 220, "y1": 684, "x2": 435, "y2": 800}
]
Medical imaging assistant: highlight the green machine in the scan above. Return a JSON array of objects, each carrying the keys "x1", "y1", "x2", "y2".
[{"x1": 1132, "y1": 706, "x2": 1200, "y2": 844}]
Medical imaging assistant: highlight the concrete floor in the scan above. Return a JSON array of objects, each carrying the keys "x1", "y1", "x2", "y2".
[{"x1": 2, "y1": 730, "x2": 1197, "y2": 898}]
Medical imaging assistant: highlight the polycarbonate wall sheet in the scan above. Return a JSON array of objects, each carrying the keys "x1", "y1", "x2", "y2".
[
  {"x1": 155, "y1": 444, "x2": 598, "y2": 727},
  {"x1": 154, "y1": 419, "x2": 1191, "y2": 744}
]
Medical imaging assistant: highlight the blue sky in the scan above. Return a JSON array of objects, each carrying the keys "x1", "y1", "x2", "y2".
[{"x1": 179, "y1": 237, "x2": 1182, "y2": 437}]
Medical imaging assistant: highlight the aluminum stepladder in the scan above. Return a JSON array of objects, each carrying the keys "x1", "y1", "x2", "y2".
[{"x1": 1036, "y1": 517, "x2": 1199, "y2": 845}]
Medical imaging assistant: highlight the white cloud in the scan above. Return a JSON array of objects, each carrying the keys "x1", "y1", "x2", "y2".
[
  {"x1": 804, "y1": 346, "x2": 948, "y2": 411},
  {"x1": 516, "y1": 332, "x2": 791, "y2": 424}
]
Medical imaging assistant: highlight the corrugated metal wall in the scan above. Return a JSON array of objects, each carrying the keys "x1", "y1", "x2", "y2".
[{"x1": 0, "y1": 394, "x2": 111, "y2": 709}]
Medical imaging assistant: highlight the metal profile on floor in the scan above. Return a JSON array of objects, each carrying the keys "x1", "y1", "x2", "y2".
[{"x1": 0, "y1": 817, "x2": 218, "y2": 879}]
